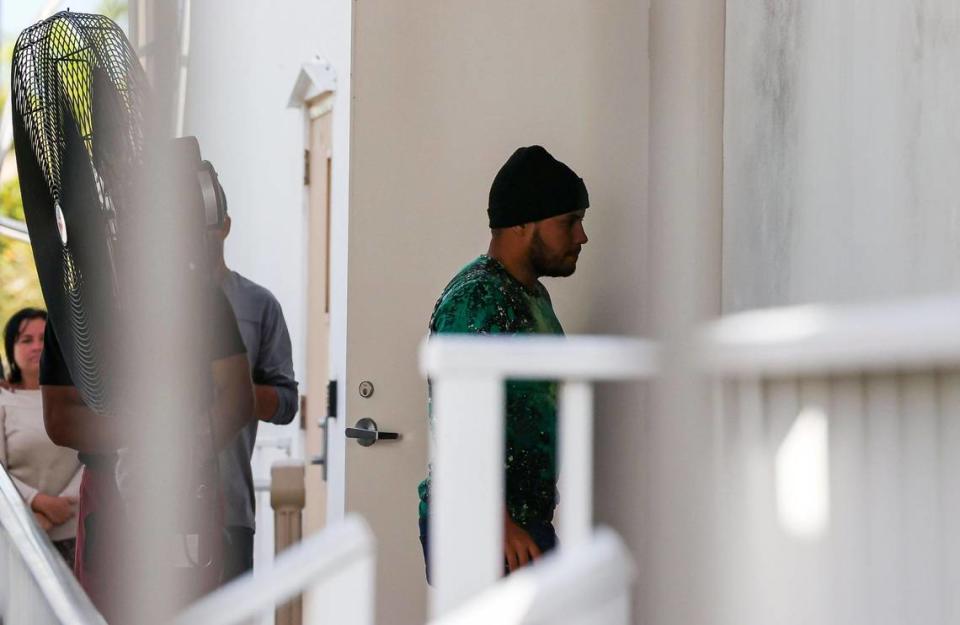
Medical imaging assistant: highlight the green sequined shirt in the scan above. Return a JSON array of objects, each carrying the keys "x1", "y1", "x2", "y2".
[{"x1": 418, "y1": 255, "x2": 563, "y2": 527}]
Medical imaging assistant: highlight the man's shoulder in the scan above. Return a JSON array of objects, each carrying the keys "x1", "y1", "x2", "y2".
[
  {"x1": 437, "y1": 257, "x2": 511, "y2": 307},
  {"x1": 431, "y1": 256, "x2": 529, "y2": 333},
  {"x1": 227, "y1": 271, "x2": 282, "y2": 311}
]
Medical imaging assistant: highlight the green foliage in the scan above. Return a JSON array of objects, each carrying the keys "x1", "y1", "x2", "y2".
[
  {"x1": 0, "y1": 179, "x2": 25, "y2": 221},
  {"x1": 1, "y1": 40, "x2": 13, "y2": 114},
  {"x1": 98, "y1": 0, "x2": 129, "y2": 21},
  {"x1": 0, "y1": 178, "x2": 44, "y2": 353}
]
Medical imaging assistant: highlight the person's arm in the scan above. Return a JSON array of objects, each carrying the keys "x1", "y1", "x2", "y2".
[
  {"x1": 503, "y1": 509, "x2": 542, "y2": 573},
  {"x1": 0, "y1": 404, "x2": 42, "y2": 505},
  {"x1": 251, "y1": 298, "x2": 298, "y2": 424},
  {"x1": 58, "y1": 464, "x2": 82, "y2": 500},
  {"x1": 37, "y1": 465, "x2": 83, "y2": 528},
  {"x1": 254, "y1": 386, "x2": 280, "y2": 422},
  {"x1": 29, "y1": 446, "x2": 78, "y2": 527},
  {"x1": 42, "y1": 385, "x2": 125, "y2": 452},
  {"x1": 30, "y1": 492, "x2": 76, "y2": 526},
  {"x1": 210, "y1": 352, "x2": 255, "y2": 448},
  {"x1": 34, "y1": 512, "x2": 53, "y2": 531}
]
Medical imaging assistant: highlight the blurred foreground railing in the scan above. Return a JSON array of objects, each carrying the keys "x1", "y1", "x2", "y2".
[
  {"x1": 699, "y1": 295, "x2": 960, "y2": 625},
  {"x1": 420, "y1": 335, "x2": 657, "y2": 617},
  {"x1": 175, "y1": 515, "x2": 375, "y2": 625},
  {"x1": 429, "y1": 527, "x2": 634, "y2": 625},
  {"x1": 422, "y1": 294, "x2": 960, "y2": 624},
  {"x1": 9, "y1": 294, "x2": 960, "y2": 625},
  {"x1": 0, "y1": 465, "x2": 105, "y2": 625}
]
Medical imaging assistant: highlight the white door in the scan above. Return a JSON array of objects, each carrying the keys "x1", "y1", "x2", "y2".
[
  {"x1": 341, "y1": 173, "x2": 436, "y2": 625},
  {"x1": 340, "y1": 7, "x2": 464, "y2": 624}
]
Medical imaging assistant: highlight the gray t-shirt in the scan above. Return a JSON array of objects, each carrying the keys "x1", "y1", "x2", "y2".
[{"x1": 219, "y1": 270, "x2": 299, "y2": 529}]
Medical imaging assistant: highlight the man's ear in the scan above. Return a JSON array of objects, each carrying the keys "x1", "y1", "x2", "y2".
[
  {"x1": 223, "y1": 214, "x2": 232, "y2": 238},
  {"x1": 514, "y1": 222, "x2": 534, "y2": 241}
]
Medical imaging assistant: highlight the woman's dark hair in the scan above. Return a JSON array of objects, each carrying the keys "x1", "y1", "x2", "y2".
[{"x1": 4, "y1": 308, "x2": 47, "y2": 384}]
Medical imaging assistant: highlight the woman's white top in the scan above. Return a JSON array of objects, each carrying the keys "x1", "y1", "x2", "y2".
[{"x1": 0, "y1": 389, "x2": 81, "y2": 540}]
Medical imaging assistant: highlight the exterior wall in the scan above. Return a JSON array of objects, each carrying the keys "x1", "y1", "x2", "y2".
[
  {"x1": 721, "y1": 5, "x2": 960, "y2": 624},
  {"x1": 724, "y1": 0, "x2": 960, "y2": 312}
]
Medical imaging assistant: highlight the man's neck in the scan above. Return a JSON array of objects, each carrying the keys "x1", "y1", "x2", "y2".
[
  {"x1": 214, "y1": 259, "x2": 230, "y2": 284},
  {"x1": 487, "y1": 242, "x2": 538, "y2": 290}
]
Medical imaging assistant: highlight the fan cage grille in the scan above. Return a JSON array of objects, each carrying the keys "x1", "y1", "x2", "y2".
[{"x1": 12, "y1": 12, "x2": 150, "y2": 415}]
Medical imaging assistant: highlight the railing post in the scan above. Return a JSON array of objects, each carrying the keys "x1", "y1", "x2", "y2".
[
  {"x1": 430, "y1": 375, "x2": 505, "y2": 617},
  {"x1": 303, "y1": 541, "x2": 376, "y2": 625},
  {"x1": 272, "y1": 461, "x2": 305, "y2": 625},
  {"x1": 558, "y1": 381, "x2": 595, "y2": 548}
]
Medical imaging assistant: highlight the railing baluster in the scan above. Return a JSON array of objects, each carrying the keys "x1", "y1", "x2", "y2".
[
  {"x1": 828, "y1": 374, "x2": 869, "y2": 623},
  {"x1": 864, "y1": 374, "x2": 903, "y2": 625},
  {"x1": 558, "y1": 381, "x2": 594, "y2": 548},
  {"x1": 431, "y1": 375, "x2": 505, "y2": 616},
  {"x1": 902, "y1": 373, "x2": 940, "y2": 624},
  {"x1": 937, "y1": 370, "x2": 960, "y2": 625}
]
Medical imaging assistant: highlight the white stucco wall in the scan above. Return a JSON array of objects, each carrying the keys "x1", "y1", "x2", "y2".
[{"x1": 724, "y1": 1, "x2": 960, "y2": 312}]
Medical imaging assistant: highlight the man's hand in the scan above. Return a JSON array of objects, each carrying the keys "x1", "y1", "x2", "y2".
[
  {"x1": 33, "y1": 511, "x2": 53, "y2": 531},
  {"x1": 31, "y1": 493, "x2": 77, "y2": 526},
  {"x1": 503, "y1": 513, "x2": 542, "y2": 573},
  {"x1": 254, "y1": 385, "x2": 279, "y2": 422}
]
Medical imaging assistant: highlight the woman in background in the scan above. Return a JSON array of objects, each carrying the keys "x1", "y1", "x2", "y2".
[{"x1": 0, "y1": 308, "x2": 81, "y2": 566}]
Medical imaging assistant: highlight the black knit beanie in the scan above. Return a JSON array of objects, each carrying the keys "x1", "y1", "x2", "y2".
[{"x1": 487, "y1": 145, "x2": 589, "y2": 228}]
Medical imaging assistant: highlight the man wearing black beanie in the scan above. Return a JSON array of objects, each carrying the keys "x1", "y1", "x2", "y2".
[{"x1": 417, "y1": 145, "x2": 589, "y2": 580}]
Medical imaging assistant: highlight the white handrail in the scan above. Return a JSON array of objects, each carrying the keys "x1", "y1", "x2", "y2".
[
  {"x1": 174, "y1": 515, "x2": 375, "y2": 625},
  {"x1": 420, "y1": 335, "x2": 659, "y2": 380},
  {"x1": 0, "y1": 216, "x2": 30, "y2": 243},
  {"x1": 421, "y1": 335, "x2": 656, "y2": 617},
  {"x1": 423, "y1": 294, "x2": 960, "y2": 384},
  {"x1": 0, "y1": 465, "x2": 105, "y2": 625},
  {"x1": 429, "y1": 527, "x2": 635, "y2": 625},
  {"x1": 699, "y1": 294, "x2": 960, "y2": 376}
]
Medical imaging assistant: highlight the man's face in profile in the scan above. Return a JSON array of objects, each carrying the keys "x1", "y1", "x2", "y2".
[{"x1": 528, "y1": 209, "x2": 588, "y2": 278}]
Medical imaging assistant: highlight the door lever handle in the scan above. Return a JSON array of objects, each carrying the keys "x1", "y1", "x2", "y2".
[{"x1": 345, "y1": 418, "x2": 400, "y2": 447}]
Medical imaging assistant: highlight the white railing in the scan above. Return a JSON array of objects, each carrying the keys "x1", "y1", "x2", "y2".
[
  {"x1": 428, "y1": 527, "x2": 634, "y2": 625},
  {"x1": 0, "y1": 216, "x2": 31, "y2": 243},
  {"x1": 699, "y1": 294, "x2": 960, "y2": 625},
  {"x1": 420, "y1": 335, "x2": 657, "y2": 616},
  {"x1": 0, "y1": 466, "x2": 105, "y2": 625},
  {"x1": 7, "y1": 294, "x2": 958, "y2": 625},
  {"x1": 175, "y1": 515, "x2": 375, "y2": 625},
  {"x1": 699, "y1": 294, "x2": 960, "y2": 376},
  {"x1": 421, "y1": 294, "x2": 960, "y2": 624}
]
